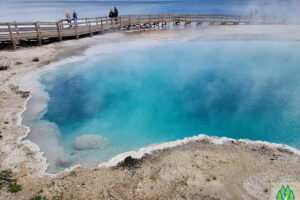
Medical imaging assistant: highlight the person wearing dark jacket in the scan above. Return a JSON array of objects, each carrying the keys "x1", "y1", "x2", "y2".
[
  {"x1": 113, "y1": 6, "x2": 119, "y2": 23},
  {"x1": 109, "y1": 9, "x2": 114, "y2": 18},
  {"x1": 113, "y1": 7, "x2": 118, "y2": 18}
]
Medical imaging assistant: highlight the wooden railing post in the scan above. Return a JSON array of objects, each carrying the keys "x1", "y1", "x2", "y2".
[
  {"x1": 85, "y1": 18, "x2": 88, "y2": 27},
  {"x1": 149, "y1": 15, "x2": 151, "y2": 28},
  {"x1": 96, "y1": 18, "x2": 99, "y2": 26},
  {"x1": 7, "y1": 22, "x2": 16, "y2": 49},
  {"x1": 89, "y1": 22, "x2": 92, "y2": 37},
  {"x1": 56, "y1": 21, "x2": 62, "y2": 42},
  {"x1": 34, "y1": 22, "x2": 42, "y2": 46},
  {"x1": 14, "y1": 21, "x2": 19, "y2": 35},
  {"x1": 173, "y1": 15, "x2": 175, "y2": 25},
  {"x1": 144, "y1": 15, "x2": 146, "y2": 31},
  {"x1": 101, "y1": 19, "x2": 103, "y2": 32},
  {"x1": 138, "y1": 15, "x2": 141, "y2": 31},
  {"x1": 119, "y1": 16, "x2": 122, "y2": 29},
  {"x1": 74, "y1": 22, "x2": 79, "y2": 39},
  {"x1": 157, "y1": 14, "x2": 160, "y2": 28},
  {"x1": 128, "y1": 15, "x2": 131, "y2": 29},
  {"x1": 221, "y1": 15, "x2": 224, "y2": 24}
]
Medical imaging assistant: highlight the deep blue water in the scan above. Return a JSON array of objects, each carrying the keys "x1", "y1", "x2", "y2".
[
  {"x1": 34, "y1": 40, "x2": 300, "y2": 172},
  {"x1": 0, "y1": 0, "x2": 299, "y2": 22}
]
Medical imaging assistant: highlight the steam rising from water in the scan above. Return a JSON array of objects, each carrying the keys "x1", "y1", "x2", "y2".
[
  {"x1": 244, "y1": 0, "x2": 300, "y2": 23},
  {"x1": 74, "y1": 135, "x2": 109, "y2": 150},
  {"x1": 21, "y1": 39, "x2": 300, "y2": 173}
]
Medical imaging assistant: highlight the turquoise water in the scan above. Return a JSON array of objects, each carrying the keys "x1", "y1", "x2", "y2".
[{"x1": 29, "y1": 40, "x2": 300, "y2": 172}]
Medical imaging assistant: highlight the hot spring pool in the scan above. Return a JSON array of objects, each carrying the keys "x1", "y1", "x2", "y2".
[{"x1": 23, "y1": 40, "x2": 300, "y2": 173}]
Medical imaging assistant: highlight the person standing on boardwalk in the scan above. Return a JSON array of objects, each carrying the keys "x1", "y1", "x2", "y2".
[
  {"x1": 73, "y1": 10, "x2": 78, "y2": 27},
  {"x1": 113, "y1": 6, "x2": 119, "y2": 23},
  {"x1": 66, "y1": 10, "x2": 72, "y2": 28},
  {"x1": 109, "y1": 9, "x2": 114, "y2": 18}
]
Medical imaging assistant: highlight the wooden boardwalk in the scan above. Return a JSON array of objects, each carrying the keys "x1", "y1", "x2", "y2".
[{"x1": 0, "y1": 13, "x2": 285, "y2": 49}]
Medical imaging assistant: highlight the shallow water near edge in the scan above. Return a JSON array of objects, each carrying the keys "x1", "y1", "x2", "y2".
[{"x1": 23, "y1": 40, "x2": 300, "y2": 173}]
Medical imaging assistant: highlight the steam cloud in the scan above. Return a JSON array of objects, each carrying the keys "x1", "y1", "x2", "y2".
[{"x1": 74, "y1": 135, "x2": 109, "y2": 150}]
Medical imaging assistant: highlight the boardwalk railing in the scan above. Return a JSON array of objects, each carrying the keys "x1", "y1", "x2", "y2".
[{"x1": 0, "y1": 13, "x2": 286, "y2": 49}]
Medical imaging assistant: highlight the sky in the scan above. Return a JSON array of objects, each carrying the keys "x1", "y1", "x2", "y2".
[{"x1": 0, "y1": 0, "x2": 300, "y2": 22}]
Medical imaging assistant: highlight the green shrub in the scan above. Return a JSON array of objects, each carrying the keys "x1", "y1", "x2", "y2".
[
  {"x1": 31, "y1": 195, "x2": 50, "y2": 200},
  {"x1": 4, "y1": 121, "x2": 9, "y2": 124},
  {"x1": 16, "y1": 61, "x2": 23, "y2": 65},
  {"x1": 8, "y1": 183, "x2": 22, "y2": 193},
  {"x1": 31, "y1": 196, "x2": 42, "y2": 200}
]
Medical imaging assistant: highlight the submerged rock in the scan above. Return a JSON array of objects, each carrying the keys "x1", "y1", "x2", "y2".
[
  {"x1": 74, "y1": 134, "x2": 109, "y2": 150},
  {"x1": 55, "y1": 154, "x2": 73, "y2": 168}
]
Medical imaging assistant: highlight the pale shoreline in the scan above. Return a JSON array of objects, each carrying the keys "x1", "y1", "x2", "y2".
[{"x1": 1, "y1": 25, "x2": 300, "y2": 199}]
